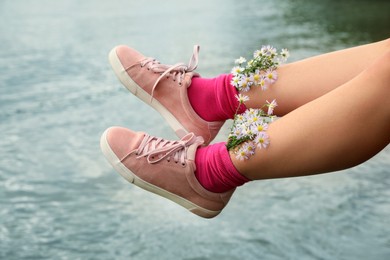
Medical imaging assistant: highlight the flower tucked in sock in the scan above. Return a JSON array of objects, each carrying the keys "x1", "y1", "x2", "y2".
[
  {"x1": 195, "y1": 142, "x2": 250, "y2": 193},
  {"x1": 188, "y1": 74, "x2": 246, "y2": 122},
  {"x1": 192, "y1": 45, "x2": 291, "y2": 191}
]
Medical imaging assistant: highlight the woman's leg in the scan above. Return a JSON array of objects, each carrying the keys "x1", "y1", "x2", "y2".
[
  {"x1": 102, "y1": 47, "x2": 390, "y2": 218},
  {"x1": 244, "y1": 38, "x2": 390, "y2": 116},
  {"x1": 233, "y1": 50, "x2": 390, "y2": 180},
  {"x1": 110, "y1": 39, "x2": 389, "y2": 145}
]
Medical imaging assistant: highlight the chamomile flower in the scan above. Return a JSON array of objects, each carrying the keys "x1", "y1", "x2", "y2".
[
  {"x1": 258, "y1": 75, "x2": 269, "y2": 91},
  {"x1": 280, "y1": 48, "x2": 290, "y2": 59},
  {"x1": 236, "y1": 114, "x2": 245, "y2": 122},
  {"x1": 244, "y1": 108, "x2": 257, "y2": 117},
  {"x1": 235, "y1": 93, "x2": 250, "y2": 103},
  {"x1": 265, "y1": 69, "x2": 278, "y2": 83},
  {"x1": 239, "y1": 76, "x2": 251, "y2": 92},
  {"x1": 255, "y1": 132, "x2": 270, "y2": 149},
  {"x1": 236, "y1": 147, "x2": 250, "y2": 161},
  {"x1": 230, "y1": 76, "x2": 241, "y2": 89},
  {"x1": 253, "y1": 49, "x2": 262, "y2": 58},
  {"x1": 261, "y1": 45, "x2": 277, "y2": 57},
  {"x1": 235, "y1": 56, "x2": 247, "y2": 64},
  {"x1": 243, "y1": 141, "x2": 256, "y2": 156},
  {"x1": 266, "y1": 99, "x2": 278, "y2": 115},
  {"x1": 250, "y1": 70, "x2": 262, "y2": 86},
  {"x1": 232, "y1": 128, "x2": 242, "y2": 139},
  {"x1": 231, "y1": 66, "x2": 244, "y2": 75},
  {"x1": 252, "y1": 121, "x2": 268, "y2": 133},
  {"x1": 248, "y1": 114, "x2": 260, "y2": 124},
  {"x1": 245, "y1": 127, "x2": 256, "y2": 138},
  {"x1": 236, "y1": 123, "x2": 249, "y2": 137},
  {"x1": 227, "y1": 45, "x2": 289, "y2": 159}
]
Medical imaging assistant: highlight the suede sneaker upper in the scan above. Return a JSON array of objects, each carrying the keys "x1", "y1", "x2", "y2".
[
  {"x1": 109, "y1": 45, "x2": 224, "y2": 145},
  {"x1": 100, "y1": 126, "x2": 234, "y2": 218}
]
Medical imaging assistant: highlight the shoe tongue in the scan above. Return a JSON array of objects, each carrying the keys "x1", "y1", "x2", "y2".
[
  {"x1": 186, "y1": 136, "x2": 204, "y2": 161},
  {"x1": 183, "y1": 72, "x2": 200, "y2": 88}
]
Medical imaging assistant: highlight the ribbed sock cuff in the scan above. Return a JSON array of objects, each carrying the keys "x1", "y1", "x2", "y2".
[{"x1": 195, "y1": 142, "x2": 250, "y2": 193}]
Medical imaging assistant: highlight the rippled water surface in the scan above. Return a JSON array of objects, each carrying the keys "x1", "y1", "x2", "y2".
[{"x1": 1, "y1": 0, "x2": 389, "y2": 259}]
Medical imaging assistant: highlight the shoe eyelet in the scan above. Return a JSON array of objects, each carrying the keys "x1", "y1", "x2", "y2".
[{"x1": 181, "y1": 163, "x2": 186, "y2": 167}]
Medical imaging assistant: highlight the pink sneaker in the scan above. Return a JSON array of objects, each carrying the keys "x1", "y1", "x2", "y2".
[
  {"x1": 108, "y1": 45, "x2": 224, "y2": 145},
  {"x1": 100, "y1": 126, "x2": 234, "y2": 218}
]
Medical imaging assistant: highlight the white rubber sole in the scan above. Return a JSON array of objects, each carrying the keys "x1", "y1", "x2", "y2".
[
  {"x1": 100, "y1": 128, "x2": 219, "y2": 218},
  {"x1": 108, "y1": 48, "x2": 188, "y2": 138}
]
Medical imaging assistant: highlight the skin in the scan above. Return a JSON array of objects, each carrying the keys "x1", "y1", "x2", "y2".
[
  {"x1": 231, "y1": 46, "x2": 390, "y2": 180},
  {"x1": 244, "y1": 38, "x2": 390, "y2": 116}
]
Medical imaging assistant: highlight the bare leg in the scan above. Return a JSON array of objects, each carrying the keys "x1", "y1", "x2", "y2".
[
  {"x1": 244, "y1": 38, "x2": 390, "y2": 116},
  {"x1": 233, "y1": 51, "x2": 390, "y2": 180}
]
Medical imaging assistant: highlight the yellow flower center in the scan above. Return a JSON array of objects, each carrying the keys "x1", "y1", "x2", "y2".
[{"x1": 260, "y1": 79, "x2": 265, "y2": 86}]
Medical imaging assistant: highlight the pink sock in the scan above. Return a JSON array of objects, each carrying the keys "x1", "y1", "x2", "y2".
[
  {"x1": 195, "y1": 142, "x2": 250, "y2": 193},
  {"x1": 188, "y1": 74, "x2": 246, "y2": 122}
]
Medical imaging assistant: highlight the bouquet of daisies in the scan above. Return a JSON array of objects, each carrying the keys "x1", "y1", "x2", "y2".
[{"x1": 227, "y1": 45, "x2": 289, "y2": 160}]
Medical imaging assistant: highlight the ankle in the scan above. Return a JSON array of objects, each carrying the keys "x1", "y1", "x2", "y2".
[
  {"x1": 195, "y1": 143, "x2": 250, "y2": 193},
  {"x1": 188, "y1": 74, "x2": 246, "y2": 122}
]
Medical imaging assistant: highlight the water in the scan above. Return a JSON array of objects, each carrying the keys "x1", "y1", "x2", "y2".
[{"x1": 1, "y1": 0, "x2": 389, "y2": 259}]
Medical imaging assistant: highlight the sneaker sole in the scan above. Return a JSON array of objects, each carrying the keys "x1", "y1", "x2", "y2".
[
  {"x1": 100, "y1": 128, "x2": 220, "y2": 218},
  {"x1": 109, "y1": 48, "x2": 189, "y2": 138}
]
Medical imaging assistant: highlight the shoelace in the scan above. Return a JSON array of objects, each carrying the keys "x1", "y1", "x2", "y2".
[
  {"x1": 127, "y1": 45, "x2": 200, "y2": 100},
  {"x1": 135, "y1": 132, "x2": 202, "y2": 166}
]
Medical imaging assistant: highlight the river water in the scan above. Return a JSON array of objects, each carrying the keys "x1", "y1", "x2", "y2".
[{"x1": 1, "y1": 0, "x2": 389, "y2": 259}]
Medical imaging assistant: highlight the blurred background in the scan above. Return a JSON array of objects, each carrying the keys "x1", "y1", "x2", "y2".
[{"x1": 0, "y1": 0, "x2": 389, "y2": 259}]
